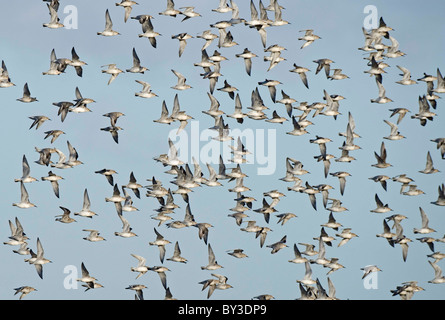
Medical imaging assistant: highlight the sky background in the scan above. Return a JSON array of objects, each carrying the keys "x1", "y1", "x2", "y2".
[{"x1": 1, "y1": 0, "x2": 444, "y2": 300}]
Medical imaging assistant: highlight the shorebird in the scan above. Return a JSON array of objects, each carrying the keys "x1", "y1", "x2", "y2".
[
  {"x1": 149, "y1": 228, "x2": 171, "y2": 263},
  {"x1": 201, "y1": 243, "x2": 223, "y2": 270},
  {"x1": 391, "y1": 281, "x2": 424, "y2": 300},
  {"x1": 134, "y1": 14, "x2": 160, "y2": 48},
  {"x1": 14, "y1": 155, "x2": 38, "y2": 184},
  {"x1": 97, "y1": 9, "x2": 120, "y2": 36},
  {"x1": 194, "y1": 222, "x2": 213, "y2": 245},
  {"x1": 329, "y1": 171, "x2": 351, "y2": 196},
  {"x1": 299, "y1": 243, "x2": 318, "y2": 257},
  {"x1": 47, "y1": 50, "x2": 71, "y2": 75},
  {"x1": 106, "y1": 184, "x2": 127, "y2": 214},
  {"x1": 376, "y1": 219, "x2": 396, "y2": 247},
  {"x1": 288, "y1": 243, "x2": 308, "y2": 264},
  {"x1": 419, "y1": 151, "x2": 439, "y2": 174},
  {"x1": 4, "y1": 217, "x2": 28, "y2": 246},
  {"x1": 100, "y1": 125, "x2": 123, "y2": 144},
  {"x1": 336, "y1": 228, "x2": 358, "y2": 247},
  {"x1": 266, "y1": 235, "x2": 288, "y2": 254},
  {"x1": 299, "y1": 29, "x2": 320, "y2": 49},
  {"x1": 167, "y1": 241, "x2": 188, "y2": 263},
  {"x1": 276, "y1": 213, "x2": 297, "y2": 226},
  {"x1": 297, "y1": 261, "x2": 316, "y2": 286},
  {"x1": 218, "y1": 29, "x2": 239, "y2": 48},
  {"x1": 383, "y1": 120, "x2": 405, "y2": 140},
  {"x1": 388, "y1": 108, "x2": 410, "y2": 125},
  {"x1": 428, "y1": 260, "x2": 445, "y2": 284},
  {"x1": 43, "y1": 1, "x2": 64, "y2": 28},
  {"x1": 361, "y1": 265, "x2": 382, "y2": 279},
  {"x1": 13, "y1": 182, "x2": 36, "y2": 209},
  {"x1": 384, "y1": 35, "x2": 405, "y2": 58},
  {"x1": 82, "y1": 280, "x2": 104, "y2": 292},
  {"x1": 43, "y1": 130, "x2": 65, "y2": 144},
  {"x1": 328, "y1": 69, "x2": 349, "y2": 80},
  {"x1": 130, "y1": 254, "x2": 149, "y2": 279},
  {"x1": 227, "y1": 248, "x2": 248, "y2": 259},
  {"x1": 369, "y1": 175, "x2": 390, "y2": 191},
  {"x1": 134, "y1": 80, "x2": 158, "y2": 99},
  {"x1": 402, "y1": 184, "x2": 425, "y2": 196},
  {"x1": 325, "y1": 258, "x2": 345, "y2": 275},
  {"x1": 115, "y1": 0, "x2": 138, "y2": 23},
  {"x1": 74, "y1": 189, "x2": 97, "y2": 218},
  {"x1": 159, "y1": 0, "x2": 181, "y2": 17},
  {"x1": 115, "y1": 211, "x2": 137, "y2": 238},
  {"x1": 276, "y1": 90, "x2": 297, "y2": 117},
  {"x1": 226, "y1": 93, "x2": 247, "y2": 124},
  {"x1": 0, "y1": 61, "x2": 15, "y2": 87},
  {"x1": 252, "y1": 294, "x2": 274, "y2": 300},
  {"x1": 127, "y1": 48, "x2": 148, "y2": 74},
  {"x1": 321, "y1": 212, "x2": 342, "y2": 231},
  {"x1": 101, "y1": 64, "x2": 124, "y2": 85},
  {"x1": 126, "y1": 284, "x2": 147, "y2": 300},
  {"x1": 430, "y1": 138, "x2": 445, "y2": 159},
  {"x1": 392, "y1": 174, "x2": 414, "y2": 194},
  {"x1": 313, "y1": 228, "x2": 335, "y2": 248},
  {"x1": 197, "y1": 30, "x2": 218, "y2": 51},
  {"x1": 13, "y1": 286, "x2": 37, "y2": 300},
  {"x1": 72, "y1": 86, "x2": 95, "y2": 110},
  {"x1": 95, "y1": 169, "x2": 117, "y2": 186},
  {"x1": 121, "y1": 189, "x2": 139, "y2": 213},
  {"x1": 371, "y1": 193, "x2": 392, "y2": 213},
  {"x1": 431, "y1": 183, "x2": 445, "y2": 206},
  {"x1": 17, "y1": 83, "x2": 37, "y2": 103},
  {"x1": 123, "y1": 172, "x2": 143, "y2": 199},
  {"x1": 287, "y1": 116, "x2": 309, "y2": 136},
  {"x1": 200, "y1": 274, "x2": 232, "y2": 299},
  {"x1": 55, "y1": 206, "x2": 76, "y2": 223},
  {"x1": 433, "y1": 68, "x2": 445, "y2": 94},
  {"x1": 212, "y1": 0, "x2": 232, "y2": 13},
  {"x1": 371, "y1": 78, "x2": 393, "y2": 104},
  {"x1": 413, "y1": 207, "x2": 436, "y2": 234},
  {"x1": 372, "y1": 142, "x2": 392, "y2": 168},
  {"x1": 217, "y1": 80, "x2": 238, "y2": 100},
  {"x1": 253, "y1": 198, "x2": 277, "y2": 223},
  {"x1": 67, "y1": 47, "x2": 87, "y2": 77},
  {"x1": 236, "y1": 48, "x2": 257, "y2": 76},
  {"x1": 417, "y1": 237, "x2": 436, "y2": 252},
  {"x1": 179, "y1": 6, "x2": 201, "y2": 22},
  {"x1": 82, "y1": 229, "x2": 105, "y2": 242},
  {"x1": 258, "y1": 79, "x2": 281, "y2": 103},
  {"x1": 396, "y1": 65, "x2": 417, "y2": 85},
  {"x1": 149, "y1": 266, "x2": 170, "y2": 290},
  {"x1": 289, "y1": 64, "x2": 310, "y2": 89},
  {"x1": 77, "y1": 262, "x2": 98, "y2": 284},
  {"x1": 240, "y1": 220, "x2": 262, "y2": 234},
  {"x1": 428, "y1": 252, "x2": 445, "y2": 262},
  {"x1": 326, "y1": 198, "x2": 348, "y2": 213},
  {"x1": 411, "y1": 95, "x2": 436, "y2": 126},
  {"x1": 172, "y1": 33, "x2": 193, "y2": 57},
  {"x1": 28, "y1": 238, "x2": 52, "y2": 279},
  {"x1": 313, "y1": 58, "x2": 334, "y2": 78},
  {"x1": 171, "y1": 69, "x2": 192, "y2": 90},
  {"x1": 154, "y1": 100, "x2": 174, "y2": 125}
]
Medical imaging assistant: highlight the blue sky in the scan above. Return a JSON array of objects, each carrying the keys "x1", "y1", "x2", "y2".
[{"x1": 1, "y1": 0, "x2": 444, "y2": 300}]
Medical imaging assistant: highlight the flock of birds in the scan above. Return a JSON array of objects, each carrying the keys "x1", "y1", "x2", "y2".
[{"x1": 2, "y1": 0, "x2": 445, "y2": 301}]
